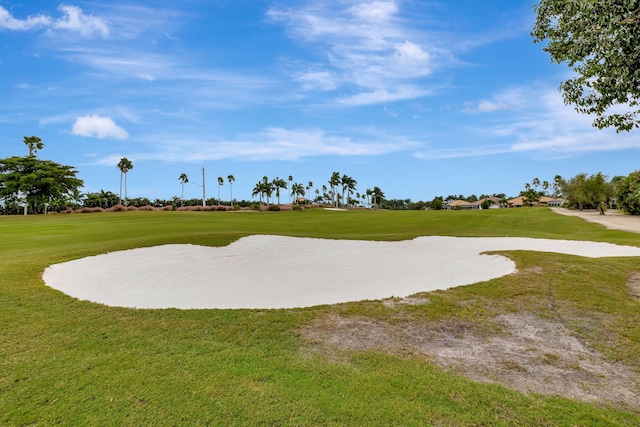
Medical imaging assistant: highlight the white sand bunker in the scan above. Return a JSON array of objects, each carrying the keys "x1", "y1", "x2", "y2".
[{"x1": 43, "y1": 235, "x2": 640, "y2": 309}]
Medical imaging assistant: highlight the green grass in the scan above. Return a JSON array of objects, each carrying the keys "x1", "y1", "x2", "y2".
[{"x1": 1, "y1": 208, "x2": 640, "y2": 425}]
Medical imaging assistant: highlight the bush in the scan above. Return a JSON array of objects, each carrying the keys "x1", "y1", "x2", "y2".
[
  {"x1": 78, "y1": 207, "x2": 104, "y2": 213},
  {"x1": 161, "y1": 205, "x2": 173, "y2": 211},
  {"x1": 267, "y1": 204, "x2": 281, "y2": 211},
  {"x1": 616, "y1": 171, "x2": 640, "y2": 215},
  {"x1": 110, "y1": 205, "x2": 128, "y2": 212},
  {"x1": 250, "y1": 203, "x2": 261, "y2": 211}
]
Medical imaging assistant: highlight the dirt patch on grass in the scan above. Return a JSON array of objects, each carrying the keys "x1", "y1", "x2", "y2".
[
  {"x1": 627, "y1": 271, "x2": 640, "y2": 299},
  {"x1": 301, "y1": 312, "x2": 640, "y2": 409}
]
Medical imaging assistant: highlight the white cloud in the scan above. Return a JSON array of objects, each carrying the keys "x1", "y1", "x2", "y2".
[
  {"x1": 0, "y1": 6, "x2": 51, "y2": 30},
  {"x1": 461, "y1": 88, "x2": 527, "y2": 114},
  {"x1": 52, "y1": 5, "x2": 109, "y2": 37},
  {"x1": 105, "y1": 127, "x2": 419, "y2": 164},
  {"x1": 336, "y1": 85, "x2": 431, "y2": 106},
  {"x1": 418, "y1": 86, "x2": 640, "y2": 160},
  {"x1": 268, "y1": 1, "x2": 441, "y2": 105},
  {"x1": 0, "y1": 5, "x2": 109, "y2": 37},
  {"x1": 72, "y1": 115, "x2": 129, "y2": 140}
]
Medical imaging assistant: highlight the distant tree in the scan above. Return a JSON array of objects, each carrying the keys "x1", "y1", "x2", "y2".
[
  {"x1": 431, "y1": 197, "x2": 443, "y2": 210},
  {"x1": 372, "y1": 186, "x2": 385, "y2": 209},
  {"x1": 272, "y1": 177, "x2": 287, "y2": 205},
  {"x1": 532, "y1": 0, "x2": 640, "y2": 131},
  {"x1": 252, "y1": 181, "x2": 264, "y2": 205},
  {"x1": 520, "y1": 178, "x2": 545, "y2": 206},
  {"x1": 228, "y1": 174, "x2": 235, "y2": 208},
  {"x1": 23, "y1": 136, "x2": 44, "y2": 157},
  {"x1": 329, "y1": 171, "x2": 341, "y2": 207},
  {"x1": 216, "y1": 176, "x2": 223, "y2": 205},
  {"x1": 560, "y1": 173, "x2": 587, "y2": 210},
  {"x1": 306, "y1": 181, "x2": 313, "y2": 201},
  {"x1": 179, "y1": 173, "x2": 189, "y2": 207},
  {"x1": 291, "y1": 182, "x2": 305, "y2": 203},
  {"x1": 0, "y1": 156, "x2": 83, "y2": 214},
  {"x1": 365, "y1": 188, "x2": 373, "y2": 208},
  {"x1": 615, "y1": 171, "x2": 640, "y2": 215},
  {"x1": 288, "y1": 175, "x2": 293, "y2": 203},
  {"x1": 117, "y1": 158, "x2": 133, "y2": 205},
  {"x1": 583, "y1": 172, "x2": 612, "y2": 214}
]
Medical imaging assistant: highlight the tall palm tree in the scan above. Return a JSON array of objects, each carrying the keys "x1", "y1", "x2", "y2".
[
  {"x1": 117, "y1": 157, "x2": 133, "y2": 206},
  {"x1": 372, "y1": 186, "x2": 384, "y2": 210},
  {"x1": 252, "y1": 182, "x2": 263, "y2": 205},
  {"x1": 288, "y1": 175, "x2": 293, "y2": 203},
  {"x1": 329, "y1": 171, "x2": 341, "y2": 207},
  {"x1": 365, "y1": 188, "x2": 373, "y2": 209},
  {"x1": 261, "y1": 176, "x2": 273, "y2": 205},
  {"x1": 291, "y1": 183, "x2": 305, "y2": 203},
  {"x1": 217, "y1": 176, "x2": 224, "y2": 205},
  {"x1": 23, "y1": 135, "x2": 44, "y2": 157},
  {"x1": 227, "y1": 175, "x2": 235, "y2": 208},
  {"x1": 341, "y1": 174, "x2": 350, "y2": 208},
  {"x1": 179, "y1": 173, "x2": 189, "y2": 207},
  {"x1": 306, "y1": 181, "x2": 313, "y2": 201},
  {"x1": 346, "y1": 176, "x2": 357, "y2": 208}
]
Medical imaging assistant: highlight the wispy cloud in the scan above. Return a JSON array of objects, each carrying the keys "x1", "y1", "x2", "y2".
[
  {"x1": 416, "y1": 86, "x2": 640, "y2": 160},
  {"x1": 72, "y1": 115, "x2": 129, "y2": 140},
  {"x1": 267, "y1": 0, "x2": 445, "y2": 105},
  {"x1": 461, "y1": 87, "x2": 528, "y2": 114},
  {"x1": 0, "y1": 5, "x2": 109, "y2": 37},
  {"x1": 94, "y1": 126, "x2": 420, "y2": 164}
]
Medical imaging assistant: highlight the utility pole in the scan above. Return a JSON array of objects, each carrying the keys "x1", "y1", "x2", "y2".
[{"x1": 202, "y1": 167, "x2": 206, "y2": 206}]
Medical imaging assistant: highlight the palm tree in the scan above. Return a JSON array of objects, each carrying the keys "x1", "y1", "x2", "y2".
[
  {"x1": 329, "y1": 171, "x2": 341, "y2": 207},
  {"x1": 117, "y1": 157, "x2": 133, "y2": 205},
  {"x1": 179, "y1": 173, "x2": 189, "y2": 207},
  {"x1": 227, "y1": 175, "x2": 235, "y2": 208},
  {"x1": 23, "y1": 135, "x2": 44, "y2": 157},
  {"x1": 217, "y1": 176, "x2": 224, "y2": 205},
  {"x1": 365, "y1": 188, "x2": 373, "y2": 209},
  {"x1": 261, "y1": 176, "x2": 274, "y2": 205},
  {"x1": 341, "y1": 174, "x2": 350, "y2": 208},
  {"x1": 346, "y1": 176, "x2": 357, "y2": 208},
  {"x1": 372, "y1": 186, "x2": 384, "y2": 210},
  {"x1": 306, "y1": 181, "x2": 313, "y2": 201},
  {"x1": 291, "y1": 182, "x2": 305, "y2": 203},
  {"x1": 288, "y1": 175, "x2": 293, "y2": 203},
  {"x1": 252, "y1": 182, "x2": 263, "y2": 205},
  {"x1": 272, "y1": 177, "x2": 287, "y2": 205}
]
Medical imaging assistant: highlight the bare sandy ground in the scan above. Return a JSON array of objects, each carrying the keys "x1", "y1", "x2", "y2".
[
  {"x1": 43, "y1": 235, "x2": 640, "y2": 309},
  {"x1": 551, "y1": 207, "x2": 640, "y2": 233}
]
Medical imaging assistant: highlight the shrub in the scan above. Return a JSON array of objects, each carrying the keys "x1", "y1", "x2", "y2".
[
  {"x1": 110, "y1": 205, "x2": 128, "y2": 212},
  {"x1": 616, "y1": 170, "x2": 640, "y2": 215},
  {"x1": 250, "y1": 203, "x2": 261, "y2": 211},
  {"x1": 126, "y1": 206, "x2": 138, "y2": 211},
  {"x1": 267, "y1": 204, "x2": 281, "y2": 211},
  {"x1": 161, "y1": 205, "x2": 173, "y2": 211}
]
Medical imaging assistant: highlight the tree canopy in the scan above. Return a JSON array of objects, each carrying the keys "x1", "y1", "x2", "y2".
[
  {"x1": 532, "y1": 0, "x2": 640, "y2": 131},
  {"x1": 0, "y1": 156, "x2": 83, "y2": 214},
  {"x1": 615, "y1": 170, "x2": 640, "y2": 214}
]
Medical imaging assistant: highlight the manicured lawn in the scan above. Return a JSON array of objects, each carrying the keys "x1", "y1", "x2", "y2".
[{"x1": 1, "y1": 208, "x2": 639, "y2": 425}]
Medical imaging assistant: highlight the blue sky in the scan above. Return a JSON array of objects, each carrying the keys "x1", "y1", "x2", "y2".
[{"x1": 2, "y1": 0, "x2": 639, "y2": 203}]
